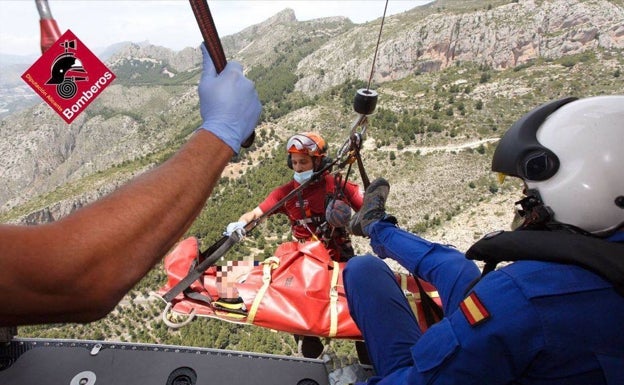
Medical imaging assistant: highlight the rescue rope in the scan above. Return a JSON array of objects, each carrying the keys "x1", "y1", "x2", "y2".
[{"x1": 366, "y1": 0, "x2": 389, "y2": 92}]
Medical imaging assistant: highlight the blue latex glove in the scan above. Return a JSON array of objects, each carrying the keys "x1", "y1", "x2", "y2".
[{"x1": 198, "y1": 43, "x2": 261, "y2": 154}]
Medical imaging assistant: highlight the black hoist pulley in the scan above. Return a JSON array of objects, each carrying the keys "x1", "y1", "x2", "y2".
[{"x1": 354, "y1": 88, "x2": 378, "y2": 115}]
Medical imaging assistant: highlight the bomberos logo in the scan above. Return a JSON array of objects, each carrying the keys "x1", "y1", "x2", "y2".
[{"x1": 22, "y1": 29, "x2": 116, "y2": 124}]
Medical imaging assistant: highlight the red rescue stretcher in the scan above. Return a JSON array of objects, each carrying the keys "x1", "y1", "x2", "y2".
[{"x1": 156, "y1": 237, "x2": 441, "y2": 339}]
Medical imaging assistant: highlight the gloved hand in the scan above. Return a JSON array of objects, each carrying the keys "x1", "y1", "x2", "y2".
[
  {"x1": 198, "y1": 43, "x2": 262, "y2": 154},
  {"x1": 224, "y1": 221, "x2": 247, "y2": 237}
]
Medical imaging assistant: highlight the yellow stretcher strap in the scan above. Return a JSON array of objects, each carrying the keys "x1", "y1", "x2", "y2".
[
  {"x1": 247, "y1": 256, "x2": 279, "y2": 324},
  {"x1": 329, "y1": 261, "x2": 340, "y2": 338},
  {"x1": 401, "y1": 273, "x2": 420, "y2": 324}
]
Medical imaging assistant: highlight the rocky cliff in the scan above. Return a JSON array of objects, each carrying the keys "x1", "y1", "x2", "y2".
[{"x1": 295, "y1": 0, "x2": 624, "y2": 94}]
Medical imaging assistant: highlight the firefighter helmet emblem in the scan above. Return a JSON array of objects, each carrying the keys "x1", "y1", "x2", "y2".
[{"x1": 45, "y1": 39, "x2": 88, "y2": 99}]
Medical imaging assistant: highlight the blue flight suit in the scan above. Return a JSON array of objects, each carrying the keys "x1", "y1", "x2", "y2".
[{"x1": 343, "y1": 220, "x2": 624, "y2": 384}]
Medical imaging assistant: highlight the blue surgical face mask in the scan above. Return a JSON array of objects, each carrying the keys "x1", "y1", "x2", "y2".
[{"x1": 294, "y1": 169, "x2": 314, "y2": 184}]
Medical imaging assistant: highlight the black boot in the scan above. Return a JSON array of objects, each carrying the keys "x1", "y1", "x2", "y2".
[{"x1": 349, "y1": 178, "x2": 390, "y2": 237}]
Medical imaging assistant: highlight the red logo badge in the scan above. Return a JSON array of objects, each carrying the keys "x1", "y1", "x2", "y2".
[{"x1": 21, "y1": 29, "x2": 115, "y2": 124}]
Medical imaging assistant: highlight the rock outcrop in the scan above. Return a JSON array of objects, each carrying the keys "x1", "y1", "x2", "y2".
[{"x1": 295, "y1": 0, "x2": 624, "y2": 94}]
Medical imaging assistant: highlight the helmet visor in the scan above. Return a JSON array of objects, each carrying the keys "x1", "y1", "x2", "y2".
[
  {"x1": 287, "y1": 134, "x2": 320, "y2": 155},
  {"x1": 491, "y1": 97, "x2": 575, "y2": 181}
]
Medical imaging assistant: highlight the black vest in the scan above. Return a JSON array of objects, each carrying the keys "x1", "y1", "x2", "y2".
[{"x1": 466, "y1": 230, "x2": 624, "y2": 297}]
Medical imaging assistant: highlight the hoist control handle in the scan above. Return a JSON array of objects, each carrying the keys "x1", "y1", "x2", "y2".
[{"x1": 189, "y1": 0, "x2": 255, "y2": 148}]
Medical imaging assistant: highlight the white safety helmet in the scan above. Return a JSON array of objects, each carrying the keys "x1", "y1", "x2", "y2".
[{"x1": 492, "y1": 95, "x2": 624, "y2": 236}]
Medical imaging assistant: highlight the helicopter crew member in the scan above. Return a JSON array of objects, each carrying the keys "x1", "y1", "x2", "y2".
[
  {"x1": 226, "y1": 132, "x2": 363, "y2": 262},
  {"x1": 343, "y1": 95, "x2": 624, "y2": 384},
  {"x1": 225, "y1": 132, "x2": 363, "y2": 359}
]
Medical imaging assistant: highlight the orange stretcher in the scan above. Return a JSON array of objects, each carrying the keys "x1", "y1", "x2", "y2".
[{"x1": 156, "y1": 237, "x2": 441, "y2": 339}]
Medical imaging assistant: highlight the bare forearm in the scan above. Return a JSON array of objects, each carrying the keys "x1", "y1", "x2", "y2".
[
  {"x1": 82, "y1": 130, "x2": 231, "y2": 267},
  {"x1": 0, "y1": 130, "x2": 232, "y2": 324}
]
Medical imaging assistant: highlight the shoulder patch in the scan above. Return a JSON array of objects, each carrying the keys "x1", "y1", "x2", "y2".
[{"x1": 460, "y1": 292, "x2": 490, "y2": 326}]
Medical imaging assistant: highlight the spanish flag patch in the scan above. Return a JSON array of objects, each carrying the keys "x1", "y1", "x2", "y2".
[{"x1": 460, "y1": 292, "x2": 490, "y2": 326}]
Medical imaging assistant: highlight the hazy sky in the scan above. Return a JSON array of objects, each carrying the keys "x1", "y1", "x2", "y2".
[{"x1": 0, "y1": 1, "x2": 429, "y2": 57}]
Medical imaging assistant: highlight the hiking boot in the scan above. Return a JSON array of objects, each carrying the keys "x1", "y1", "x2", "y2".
[{"x1": 349, "y1": 178, "x2": 390, "y2": 237}]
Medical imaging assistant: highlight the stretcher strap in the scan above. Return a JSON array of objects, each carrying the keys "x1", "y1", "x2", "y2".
[
  {"x1": 401, "y1": 274, "x2": 420, "y2": 324},
  {"x1": 329, "y1": 261, "x2": 340, "y2": 337},
  {"x1": 247, "y1": 257, "x2": 279, "y2": 324},
  {"x1": 415, "y1": 278, "x2": 443, "y2": 327}
]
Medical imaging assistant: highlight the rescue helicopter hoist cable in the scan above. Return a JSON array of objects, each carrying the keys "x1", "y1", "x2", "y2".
[
  {"x1": 162, "y1": 0, "x2": 389, "y2": 304},
  {"x1": 163, "y1": 1, "x2": 443, "y2": 332}
]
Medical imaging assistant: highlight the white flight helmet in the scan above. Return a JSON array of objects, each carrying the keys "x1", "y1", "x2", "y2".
[{"x1": 492, "y1": 95, "x2": 624, "y2": 236}]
